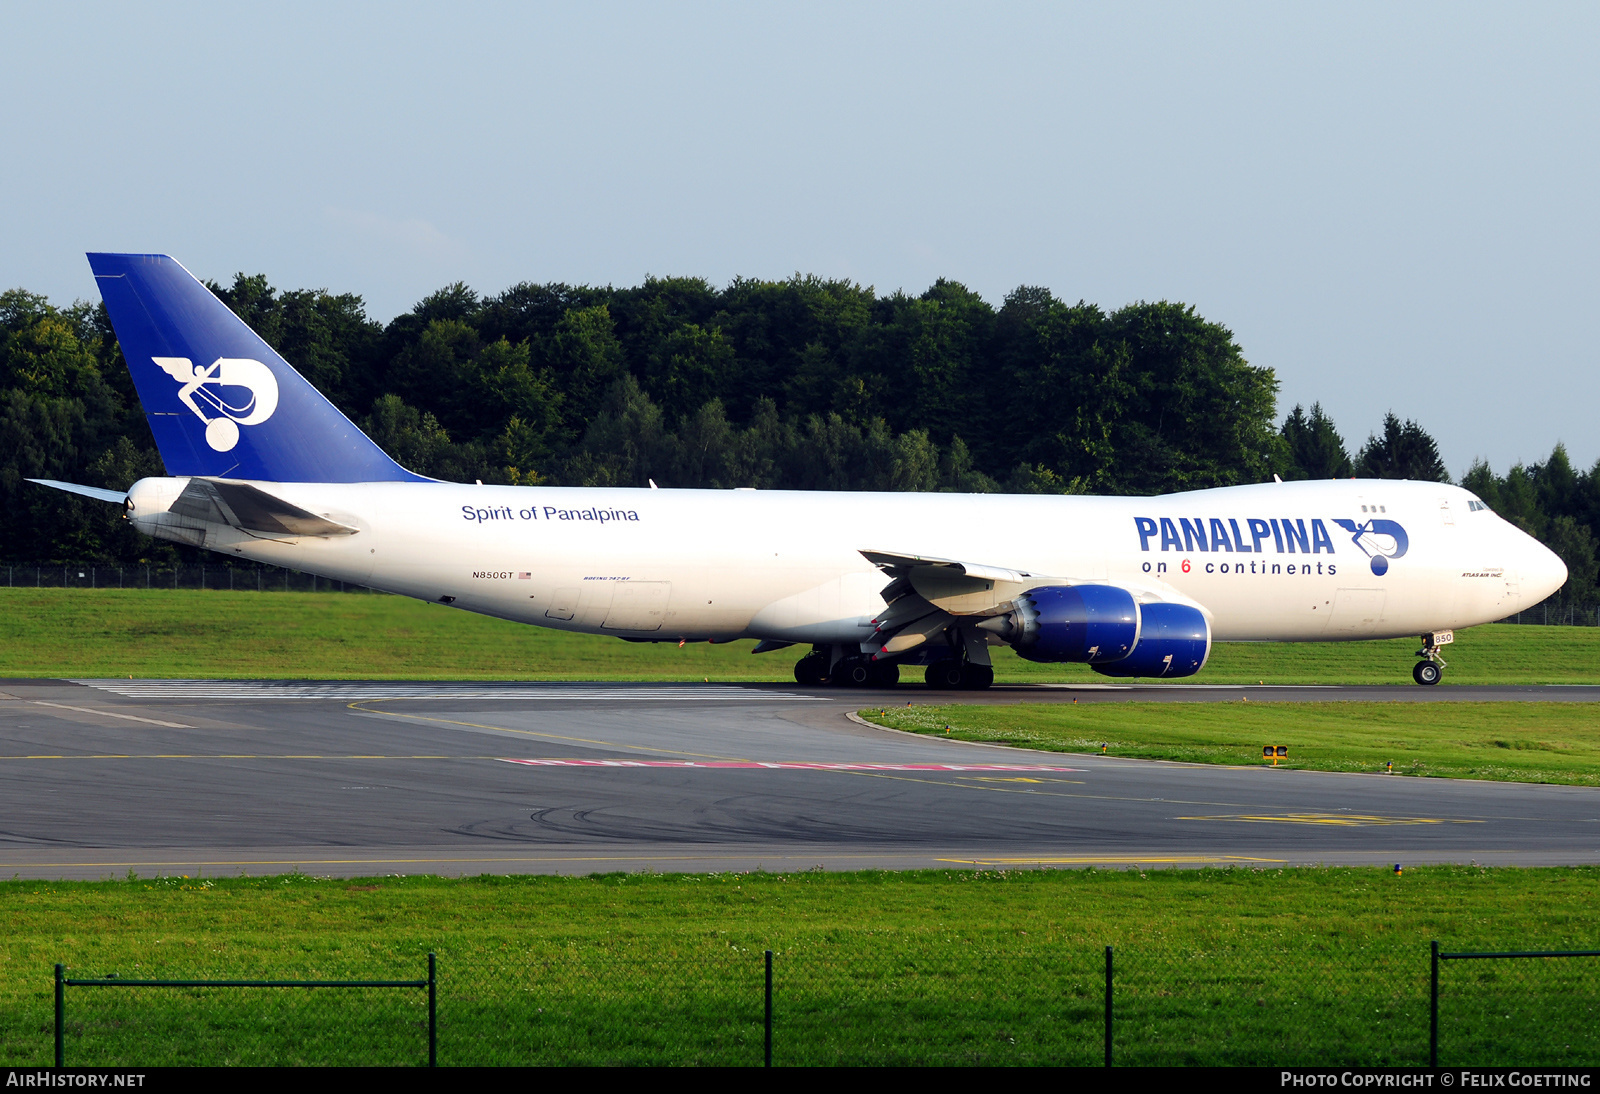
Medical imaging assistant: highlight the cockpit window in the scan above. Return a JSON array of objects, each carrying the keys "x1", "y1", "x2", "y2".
[{"x1": 1467, "y1": 499, "x2": 1490, "y2": 512}]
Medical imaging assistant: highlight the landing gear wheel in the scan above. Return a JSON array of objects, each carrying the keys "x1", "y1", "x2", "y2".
[
  {"x1": 960, "y1": 663, "x2": 994, "y2": 690},
  {"x1": 925, "y1": 659, "x2": 965, "y2": 690},
  {"x1": 868, "y1": 661, "x2": 900, "y2": 688},
  {"x1": 832, "y1": 656, "x2": 874, "y2": 687},
  {"x1": 794, "y1": 651, "x2": 827, "y2": 686},
  {"x1": 1413, "y1": 661, "x2": 1442, "y2": 686}
]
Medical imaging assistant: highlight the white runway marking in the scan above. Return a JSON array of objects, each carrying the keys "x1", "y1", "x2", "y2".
[
  {"x1": 72, "y1": 680, "x2": 825, "y2": 702},
  {"x1": 500, "y1": 758, "x2": 1086, "y2": 772},
  {"x1": 30, "y1": 701, "x2": 192, "y2": 728}
]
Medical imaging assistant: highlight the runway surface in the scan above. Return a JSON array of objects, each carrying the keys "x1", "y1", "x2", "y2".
[{"x1": 1, "y1": 679, "x2": 1597, "y2": 879}]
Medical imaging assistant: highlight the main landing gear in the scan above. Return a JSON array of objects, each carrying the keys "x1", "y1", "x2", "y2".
[
  {"x1": 793, "y1": 650, "x2": 827, "y2": 686},
  {"x1": 1412, "y1": 632, "x2": 1451, "y2": 686},
  {"x1": 925, "y1": 659, "x2": 994, "y2": 691},
  {"x1": 792, "y1": 650, "x2": 900, "y2": 688},
  {"x1": 792, "y1": 648, "x2": 994, "y2": 689}
]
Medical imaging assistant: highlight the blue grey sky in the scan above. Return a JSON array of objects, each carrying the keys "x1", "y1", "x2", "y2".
[{"x1": 3, "y1": 3, "x2": 1595, "y2": 478}]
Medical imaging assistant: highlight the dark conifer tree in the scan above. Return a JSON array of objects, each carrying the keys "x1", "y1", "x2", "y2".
[
  {"x1": 1280, "y1": 403, "x2": 1352, "y2": 479},
  {"x1": 1355, "y1": 412, "x2": 1449, "y2": 482}
]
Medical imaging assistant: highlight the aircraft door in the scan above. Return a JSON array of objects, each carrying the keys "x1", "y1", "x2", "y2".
[
  {"x1": 602, "y1": 581, "x2": 672, "y2": 631},
  {"x1": 545, "y1": 587, "x2": 578, "y2": 621},
  {"x1": 1324, "y1": 588, "x2": 1387, "y2": 635}
]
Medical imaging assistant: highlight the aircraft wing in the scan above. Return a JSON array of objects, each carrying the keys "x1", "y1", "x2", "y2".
[
  {"x1": 858, "y1": 549, "x2": 1033, "y2": 586},
  {"x1": 858, "y1": 548, "x2": 1057, "y2": 657},
  {"x1": 859, "y1": 549, "x2": 1050, "y2": 614}
]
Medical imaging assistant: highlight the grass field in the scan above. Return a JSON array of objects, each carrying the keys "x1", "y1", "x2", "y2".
[
  {"x1": 1, "y1": 588, "x2": 1597, "y2": 683},
  {"x1": 6, "y1": 867, "x2": 1600, "y2": 1066},
  {"x1": 860, "y1": 701, "x2": 1600, "y2": 786}
]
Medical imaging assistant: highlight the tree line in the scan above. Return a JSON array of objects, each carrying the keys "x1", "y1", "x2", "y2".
[{"x1": 0, "y1": 273, "x2": 1593, "y2": 610}]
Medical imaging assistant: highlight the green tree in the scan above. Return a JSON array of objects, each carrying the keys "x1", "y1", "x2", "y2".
[
  {"x1": 1542, "y1": 515, "x2": 1598, "y2": 605},
  {"x1": 643, "y1": 322, "x2": 737, "y2": 421},
  {"x1": 1280, "y1": 403, "x2": 1352, "y2": 479},
  {"x1": 211, "y1": 274, "x2": 382, "y2": 409},
  {"x1": 1355, "y1": 413, "x2": 1449, "y2": 482},
  {"x1": 540, "y1": 305, "x2": 626, "y2": 434},
  {"x1": 362, "y1": 394, "x2": 487, "y2": 482},
  {"x1": 560, "y1": 374, "x2": 672, "y2": 488}
]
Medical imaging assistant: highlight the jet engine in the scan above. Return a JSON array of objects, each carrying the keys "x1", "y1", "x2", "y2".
[
  {"x1": 1090, "y1": 600, "x2": 1210, "y2": 679},
  {"x1": 978, "y1": 585, "x2": 1210, "y2": 679}
]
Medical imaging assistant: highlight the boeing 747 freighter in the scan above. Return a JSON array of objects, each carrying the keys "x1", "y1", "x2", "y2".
[{"x1": 30, "y1": 254, "x2": 1568, "y2": 688}]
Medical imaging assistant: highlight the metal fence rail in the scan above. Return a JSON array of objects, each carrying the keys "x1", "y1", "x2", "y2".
[{"x1": 55, "y1": 956, "x2": 436, "y2": 1067}]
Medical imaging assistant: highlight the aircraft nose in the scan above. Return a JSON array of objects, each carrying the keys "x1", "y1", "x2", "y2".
[{"x1": 1521, "y1": 536, "x2": 1568, "y2": 603}]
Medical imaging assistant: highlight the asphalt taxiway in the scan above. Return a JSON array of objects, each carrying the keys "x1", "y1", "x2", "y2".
[{"x1": 1, "y1": 679, "x2": 1596, "y2": 879}]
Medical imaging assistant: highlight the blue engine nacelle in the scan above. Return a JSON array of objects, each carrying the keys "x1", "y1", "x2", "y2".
[
  {"x1": 999, "y1": 585, "x2": 1210, "y2": 678},
  {"x1": 1091, "y1": 601, "x2": 1211, "y2": 679},
  {"x1": 1009, "y1": 585, "x2": 1140, "y2": 664}
]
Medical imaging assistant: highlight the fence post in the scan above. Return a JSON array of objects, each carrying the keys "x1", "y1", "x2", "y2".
[
  {"x1": 764, "y1": 949, "x2": 773, "y2": 1067},
  {"x1": 54, "y1": 963, "x2": 64, "y2": 1067},
  {"x1": 428, "y1": 952, "x2": 437, "y2": 1068},
  {"x1": 1104, "y1": 945, "x2": 1113, "y2": 1067},
  {"x1": 1430, "y1": 940, "x2": 1439, "y2": 1068}
]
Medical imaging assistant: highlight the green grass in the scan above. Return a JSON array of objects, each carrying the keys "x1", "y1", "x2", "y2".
[
  {"x1": 1, "y1": 588, "x2": 1598, "y2": 682},
  {"x1": 860, "y1": 702, "x2": 1600, "y2": 786},
  {"x1": 5, "y1": 868, "x2": 1600, "y2": 1066}
]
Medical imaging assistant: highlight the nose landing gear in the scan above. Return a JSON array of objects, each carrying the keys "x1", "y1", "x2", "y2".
[
  {"x1": 1412, "y1": 660, "x2": 1442, "y2": 686},
  {"x1": 1412, "y1": 631, "x2": 1452, "y2": 685}
]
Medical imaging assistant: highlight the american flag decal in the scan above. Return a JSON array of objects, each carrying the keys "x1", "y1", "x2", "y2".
[{"x1": 518, "y1": 572, "x2": 532, "y2": 579}]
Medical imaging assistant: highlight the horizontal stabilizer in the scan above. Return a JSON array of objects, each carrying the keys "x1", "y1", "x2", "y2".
[
  {"x1": 27, "y1": 479, "x2": 130, "y2": 505},
  {"x1": 170, "y1": 478, "x2": 358, "y2": 537}
]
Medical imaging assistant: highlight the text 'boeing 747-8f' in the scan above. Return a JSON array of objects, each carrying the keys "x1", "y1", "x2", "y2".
[{"x1": 30, "y1": 253, "x2": 1568, "y2": 688}]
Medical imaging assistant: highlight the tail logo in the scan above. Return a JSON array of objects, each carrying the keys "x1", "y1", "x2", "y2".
[
  {"x1": 152, "y1": 357, "x2": 280, "y2": 452},
  {"x1": 1331, "y1": 518, "x2": 1409, "y2": 576}
]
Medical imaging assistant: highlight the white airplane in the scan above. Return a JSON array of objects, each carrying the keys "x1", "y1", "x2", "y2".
[{"x1": 32, "y1": 253, "x2": 1567, "y2": 688}]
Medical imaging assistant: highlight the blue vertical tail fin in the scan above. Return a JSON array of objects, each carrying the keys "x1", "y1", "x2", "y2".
[{"x1": 88, "y1": 252, "x2": 425, "y2": 483}]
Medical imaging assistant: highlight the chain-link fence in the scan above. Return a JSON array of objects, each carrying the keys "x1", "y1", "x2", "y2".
[
  {"x1": 2, "y1": 564, "x2": 372, "y2": 592},
  {"x1": 46, "y1": 941, "x2": 1600, "y2": 1067},
  {"x1": 1433, "y1": 946, "x2": 1600, "y2": 1067},
  {"x1": 1500, "y1": 597, "x2": 1600, "y2": 626},
  {"x1": 54, "y1": 958, "x2": 435, "y2": 1067},
  {"x1": 1111, "y1": 941, "x2": 1426, "y2": 1066}
]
